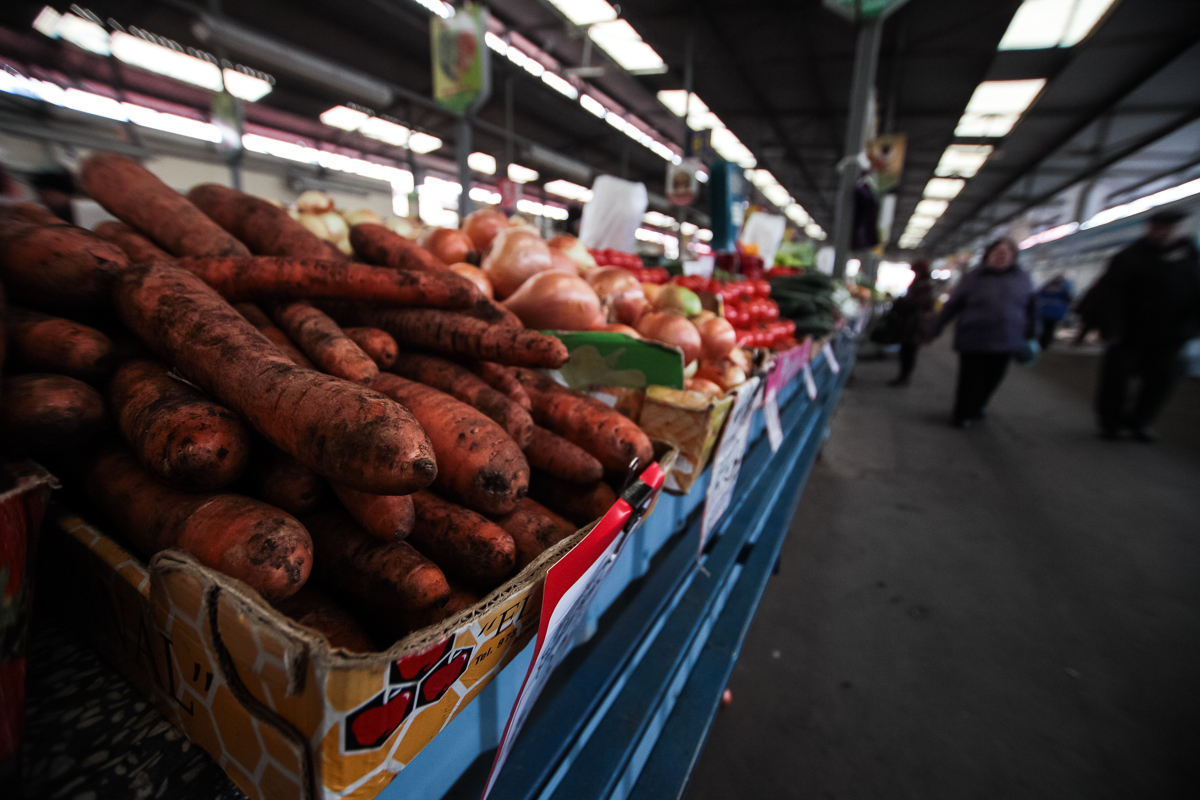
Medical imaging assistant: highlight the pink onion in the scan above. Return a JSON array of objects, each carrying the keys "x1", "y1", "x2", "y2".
[
  {"x1": 482, "y1": 227, "x2": 556, "y2": 299},
  {"x1": 636, "y1": 312, "x2": 702, "y2": 365},
  {"x1": 503, "y1": 271, "x2": 603, "y2": 330}
]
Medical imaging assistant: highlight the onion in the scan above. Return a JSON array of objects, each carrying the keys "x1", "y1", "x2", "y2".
[
  {"x1": 503, "y1": 271, "x2": 603, "y2": 331},
  {"x1": 697, "y1": 361, "x2": 746, "y2": 392},
  {"x1": 296, "y1": 190, "x2": 334, "y2": 214},
  {"x1": 343, "y1": 208, "x2": 383, "y2": 226},
  {"x1": 697, "y1": 316, "x2": 737, "y2": 361},
  {"x1": 462, "y1": 208, "x2": 510, "y2": 252},
  {"x1": 420, "y1": 227, "x2": 475, "y2": 265},
  {"x1": 588, "y1": 268, "x2": 647, "y2": 326},
  {"x1": 548, "y1": 234, "x2": 597, "y2": 272},
  {"x1": 642, "y1": 283, "x2": 662, "y2": 305},
  {"x1": 549, "y1": 246, "x2": 579, "y2": 276},
  {"x1": 482, "y1": 227, "x2": 556, "y2": 299},
  {"x1": 727, "y1": 347, "x2": 751, "y2": 373},
  {"x1": 296, "y1": 213, "x2": 330, "y2": 240},
  {"x1": 386, "y1": 216, "x2": 419, "y2": 237},
  {"x1": 636, "y1": 312, "x2": 702, "y2": 365},
  {"x1": 591, "y1": 322, "x2": 642, "y2": 338},
  {"x1": 450, "y1": 262, "x2": 494, "y2": 299}
]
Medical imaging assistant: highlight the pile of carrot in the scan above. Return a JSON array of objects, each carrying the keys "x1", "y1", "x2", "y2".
[{"x1": 0, "y1": 151, "x2": 656, "y2": 654}]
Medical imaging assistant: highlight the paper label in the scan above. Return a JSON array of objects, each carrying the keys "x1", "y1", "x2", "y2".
[
  {"x1": 482, "y1": 464, "x2": 666, "y2": 799},
  {"x1": 700, "y1": 376, "x2": 763, "y2": 551},
  {"x1": 763, "y1": 388, "x2": 783, "y2": 452},
  {"x1": 823, "y1": 342, "x2": 840, "y2": 374},
  {"x1": 803, "y1": 364, "x2": 818, "y2": 400}
]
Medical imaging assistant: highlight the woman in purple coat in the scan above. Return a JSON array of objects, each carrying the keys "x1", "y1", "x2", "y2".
[{"x1": 934, "y1": 238, "x2": 1038, "y2": 427}]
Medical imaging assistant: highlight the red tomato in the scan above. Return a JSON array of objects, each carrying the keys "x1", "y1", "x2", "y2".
[
  {"x1": 736, "y1": 330, "x2": 755, "y2": 348},
  {"x1": 765, "y1": 302, "x2": 779, "y2": 320},
  {"x1": 754, "y1": 279, "x2": 771, "y2": 298}
]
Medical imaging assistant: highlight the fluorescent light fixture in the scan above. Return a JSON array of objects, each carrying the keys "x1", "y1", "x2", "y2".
[
  {"x1": 111, "y1": 31, "x2": 223, "y2": 91},
  {"x1": 50, "y1": 12, "x2": 112, "y2": 55},
  {"x1": 408, "y1": 131, "x2": 443, "y2": 154},
  {"x1": 546, "y1": 0, "x2": 618, "y2": 26},
  {"x1": 907, "y1": 215, "x2": 939, "y2": 230},
  {"x1": 1081, "y1": 177, "x2": 1200, "y2": 230},
  {"x1": 955, "y1": 80, "x2": 1045, "y2": 137},
  {"x1": 484, "y1": 31, "x2": 508, "y2": 56},
  {"x1": 588, "y1": 19, "x2": 665, "y2": 73},
  {"x1": 580, "y1": 94, "x2": 607, "y2": 118},
  {"x1": 999, "y1": 0, "x2": 1117, "y2": 50},
  {"x1": 518, "y1": 199, "x2": 570, "y2": 220},
  {"x1": 544, "y1": 180, "x2": 594, "y2": 202},
  {"x1": 32, "y1": 7, "x2": 61, "y2": 38},
  {"x1": 359, "y1": 116, "x2": 411, "y2": 147},
  {"x1": 468, "y1": 152, "x2": 497, "y2": 175},
  {"x1": 914, "y1": 199, "x2": 950, "y2": 217},
  {"x1": 762, "y1": 184, "x2": 792, "y2": 208},
  {"x1": 805, "y1": 223, "x2": 826, "y2": 240},
  {"x1": 508, "y1": 163, "x2": 539, "y2": 183},
  {"x1": 936, "y1": 144, "x2": 993, "y2": 177},
  {"x1": 697, "y1": 228, "x2": 713, "y2": 242},
  {"x1": 469, "y1": 186, "x2": 501, "y2": 204},
  {"x1": 411, "y1": 0, "x2": 454, "y2": 18},
  {"x1": 60, "y1": 88, "x2": 125, "y2": 120},
  {"x1": 124, "y1": 103, "x2": 222, "y2": 142},
  {"x1": 1018, "y1": 221, "x2": 1079, "y2": 249},
  {"x1": 785, "y1": 204, "x2": 810, "y2": 225},
  {"x1": 924, "y1": 178, "x2": 966, "y2": 200},
  {"x1": 222, "y1": 68, "x2": 273, "y2": 101},
  {"x1": 681, "y1": 222, "x2": 699, "y2": 235},
  {"x1": 320, "y1": 105, "x2": 371, "y2": 131},
  {"x1": 710, "y1": 127, "x2": 756, "y2": 168},
  {"x1": 643, "y1": 211, "x2": 677, "y2": 228},
  {"x1": 542, "y1": 71, "x2": 579, "y2": 99}
]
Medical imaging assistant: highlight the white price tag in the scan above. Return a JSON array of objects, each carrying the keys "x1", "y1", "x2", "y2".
[
  {"x1": 700, "y1": 376, "x2": 762, "y2": 552},
  {"x1": 763, "y1": 387, "x2": 783, "y2": 452},
  {"x1": 823, "y1": 342, "x2": 840, "y2": 374},
  {"x1": 803, "y1": 364, "x2": 818, "y2": 400}
]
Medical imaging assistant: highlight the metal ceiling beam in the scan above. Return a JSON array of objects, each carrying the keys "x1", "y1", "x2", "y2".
[{"x1": 930, "y1": 35, "x2": 1200, "y2": 250}]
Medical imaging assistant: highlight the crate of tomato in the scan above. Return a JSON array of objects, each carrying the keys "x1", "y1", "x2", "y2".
[
  {"x1": 672, "y1": 275, "x2": 797, "y2": 351},
  {"x1": 589, "y1": 249, "x2": 670, "y2": 285}
]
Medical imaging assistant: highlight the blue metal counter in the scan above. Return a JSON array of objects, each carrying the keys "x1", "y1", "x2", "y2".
[{"x1": 381, "y1": 333, "x2": 857, "y2": 800}]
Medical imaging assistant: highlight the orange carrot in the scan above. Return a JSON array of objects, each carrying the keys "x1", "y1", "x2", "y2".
[
  {"x1": 372, "y1": 373, "x2": 528, "y2": 515},
  {"x1": 0, "y1": 373, "x2": 106, "y2": 455},
  {"x1": 93, "y1": 221, "x2": 171, "y2": 263},
  {"x1": 528, "y1": 471, "x2": 618, "y2": 528},
  {"x1": 0, "y1": 214, "x2": 128, "y2": 312},
  {"x1": 523, "y1": 424, "x2": 604, "y2": 485},
  {"x1": 80, "y1": 153, "x2": 250, "y2": 257},
  {"x1": 348, "y1": 307, "x2": 568, "y2": 368},
  {"x1": 409, "y1": 490, "x2": 517, "y2": 588},
  {"x1": 5, "y1": 307, "x2": 116, "y2": 382},
  {"x1": 343, "y1": 327, "x2": 398, "y2": 369},
  {"x1": 472, "y1": 361, "x2": 532, "y2": 410},
  {"x1": 110, "y1": 358, "x2": 252, "y2": 491},
  {"x1": 233, "y1": 302, "x2": 313, "y2": 367},
  {"x1": 255, "y1": 448, "x2": 328, "y2": 516},
  {"x1": 494, "y1": 497, "x2": 577, "y2": 569},
  {"x1": 272, "y1": 301, "x2": 378, "y2": 384},
  {"x1": 306, "y1": 510, "x2": 450, "y2": 630},
  {"x1": 114, "y1": 262, "x2": 436, "y2": 494},
  {"x1": 176, "y1": 255, "x2": 479, "y2": 309},
  {"x1": 187, "y1": 183, "x2": 335, "y2": 259},
  {"x1": 87, "y1": 447, "x2": 312, "y2": 601},
  {"x1": 331, "y1": 482, "x2": 415, "y2": 541},
  {"x1": 349, "y1": 223, "x2": 448, "y2": 272},
  {"x1": 0, "y1": 203, "x2": 60, "y2": 226},
  {"x1": 390, "y1": 352, "x2": 533, "y2": 447},
  {"x1": 272, "y1": 588, "x2": 375, "y2": 652}
]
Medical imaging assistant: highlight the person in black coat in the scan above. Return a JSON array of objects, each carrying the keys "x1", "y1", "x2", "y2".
[
  {"x1": 888, "y1": 259, "x2": 936, "y2": 386},
  {"x1": 1090, "y1": 209, "x2": 1200, "y2": 441}
]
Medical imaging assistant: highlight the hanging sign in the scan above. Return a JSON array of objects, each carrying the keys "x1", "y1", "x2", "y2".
[
  {"x1": 700, "y1": 375, "x2": 763, "y2": 551},
  {"x1": 482, "y1": 462, "x2": 668, "y2": 799},
  {"x1": 431, "y1": 5, "x2": 490, "y2": 114},
  {"x1": 666, "y1": 157, "x2": 703, "y2": 206}
]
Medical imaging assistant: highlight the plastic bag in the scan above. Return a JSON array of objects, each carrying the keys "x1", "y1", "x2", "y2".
[{"x1": 578, "y1": 176, "x2": 648, "y2": 253}]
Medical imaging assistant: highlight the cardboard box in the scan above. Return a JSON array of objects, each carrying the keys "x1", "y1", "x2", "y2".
[
  {"x1": 39, "y1": 453, "x2": 674, "y2": 800},
  {"x1": 638, "y1": 387, "x2": 734, "y2": 495}
]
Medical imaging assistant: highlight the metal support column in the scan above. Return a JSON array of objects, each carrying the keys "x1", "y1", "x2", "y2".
[
  {"x1": 831, "y1": 16, "x2": 884, "y2": 279},
  {"x1": 458, "y1": 115, "x2": 473, "y2": 219}
]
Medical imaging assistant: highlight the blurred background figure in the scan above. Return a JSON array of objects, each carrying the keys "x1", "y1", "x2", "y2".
[
  {"x1": 933, "y1": 238, "x2": 1037, "y2": 427},
  {"x1": 888, "y1": 258, "x2": 936, "y2": 387},
  {"x1": 1089, "y1": 209, "x2": 1200, "y2": 442},
  {"x1": 1035, "y1": 274, "x2": 1074, "y2": 350}
]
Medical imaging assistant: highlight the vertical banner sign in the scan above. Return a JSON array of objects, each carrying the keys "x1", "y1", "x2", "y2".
[
  {"x1": 431, "y1": 5, "x2": 490, "y2": 114},
  {"x1": 700, "y1": 376, "x2": 763, "y2": 551},
  {"x1": 482, "y1": 463, "x2": 668, "y2": 799}
]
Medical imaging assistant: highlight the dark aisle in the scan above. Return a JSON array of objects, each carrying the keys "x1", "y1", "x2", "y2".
[{"x1": 684, "y1": 341, "x2": 1200, "y2": 800}]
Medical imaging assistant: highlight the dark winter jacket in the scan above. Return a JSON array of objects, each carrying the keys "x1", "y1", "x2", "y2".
[
  {"x1": 935, "y1": 264, "x2": 1037, "y2": 353},
  {"x1": 1087, "y1": 237, "x2": 1200, "y2": 347}
]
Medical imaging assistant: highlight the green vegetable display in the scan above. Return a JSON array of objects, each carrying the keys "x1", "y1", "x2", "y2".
[{"x1": 769, "y1": 270, "x2": 839, "y2": 336}]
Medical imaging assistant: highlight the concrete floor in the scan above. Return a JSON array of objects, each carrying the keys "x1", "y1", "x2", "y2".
[{"x1": 685, "y1": 340, "x2": 1200, "y2": 800}]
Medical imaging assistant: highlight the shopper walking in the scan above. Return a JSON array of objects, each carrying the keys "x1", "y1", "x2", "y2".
[
  {"x1": 1090, "y1": 209, "x2": 1200, "y2": 441},
  {"x1": 888, "y1": 259, "x2": 936, "y2": 386},
  {"x1": 933, "y1": 238, "x2": 1037, "y2": 427},
  {"x1": 1035, "y1": 274, "x2": 1074, "y2": 350}
]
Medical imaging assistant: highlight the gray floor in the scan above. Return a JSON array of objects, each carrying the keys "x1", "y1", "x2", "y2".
[{"x1": 685, "y1": 340, "x2": 1200, "y2": 800}]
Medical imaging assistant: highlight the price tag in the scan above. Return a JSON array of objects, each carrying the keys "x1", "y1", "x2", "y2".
[
  {"x1": 763, "y1": 387, "x2": 783, "y2": 452},
  {"x1": 803, "y1": 364, "x2": 818, "y2": 400},
  {"x1": 823, "y1": 342, "x2": 840, "y2": 374},
  {"x1": 482, "y1": 463, "x2": 667, "y2": 799},
  {"x1": 700, "y1": 376, "x2": 762, "y2": 552}
]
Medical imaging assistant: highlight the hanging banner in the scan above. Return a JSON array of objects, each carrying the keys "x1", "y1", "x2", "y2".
[
  {"x1": 481, "y1": 462, "x2": 668, "y2": 799},
  {"x1": 666, "y1": 158, "x2": 703, "y2": 206},
  {"x1": 431, "y1": 5, "x2": 490, "y2": 114},
  {"x1": 865, "y1": 133, "x2": 906, "y2": 195},
  {"x1": 700, "y1": 375, "x2": 763, "y2": 551}
]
